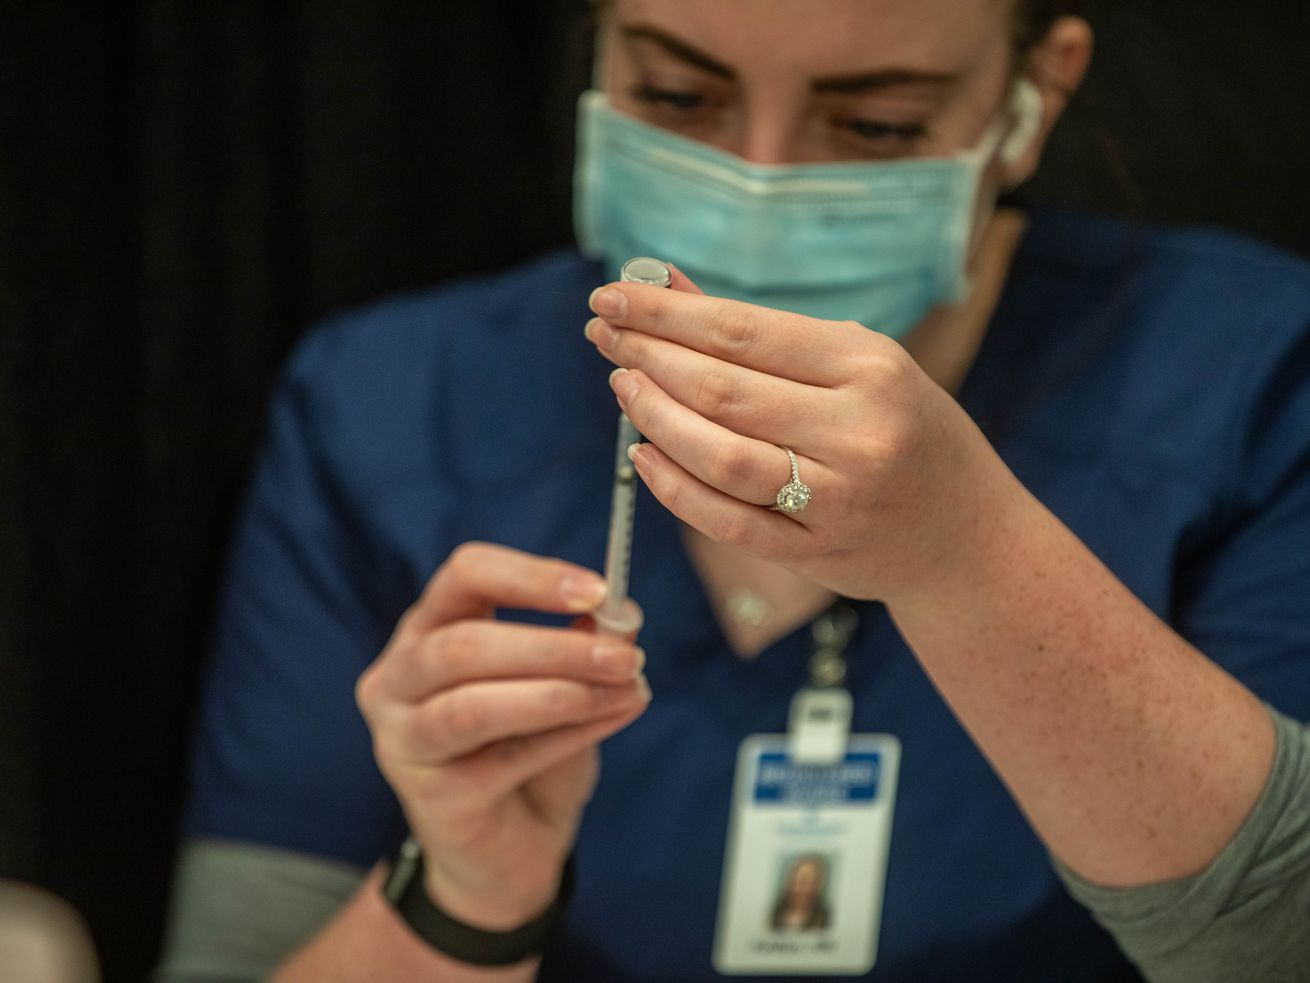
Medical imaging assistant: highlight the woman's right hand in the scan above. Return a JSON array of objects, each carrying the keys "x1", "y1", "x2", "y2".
[{"x1": 355, "y1": 542, "x2": 650, "y2": 930}]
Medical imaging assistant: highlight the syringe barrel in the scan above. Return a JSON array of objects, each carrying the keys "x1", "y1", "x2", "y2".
[
  {"x1": 601, "y1": 413, "x2": 640, "y2": 607},
  {"x1": 594, "y1": 258, "x2": 671, "y2": 637}
]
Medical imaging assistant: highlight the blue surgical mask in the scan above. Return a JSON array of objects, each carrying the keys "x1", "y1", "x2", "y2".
[{"x1": 574, "y1": 83, "x2": 1042, "y2": 338}]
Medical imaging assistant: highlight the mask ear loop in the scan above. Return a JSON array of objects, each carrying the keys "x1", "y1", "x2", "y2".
[
  {"x1": 951, "y1": 77, "x2": 1046, "y2": 303},
  {"x1": 998, "y1": 77, "x2": 1046, "y2": 168},
  {"x1": 961, "y1": 75, "x2": 1042, "y2": 171}
]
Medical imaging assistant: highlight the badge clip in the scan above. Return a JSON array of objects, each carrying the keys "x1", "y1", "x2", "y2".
[{"x1": 787, "y1": 687, "x2": 853, "y2": 765}]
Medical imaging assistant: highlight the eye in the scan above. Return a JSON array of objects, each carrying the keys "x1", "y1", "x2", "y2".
[
  {"x1": 838, "y1": 118, "x2": 929, "y2": 152},
  {"x1": 628, "y1": 83, "x2": 709, "y2": 112}
]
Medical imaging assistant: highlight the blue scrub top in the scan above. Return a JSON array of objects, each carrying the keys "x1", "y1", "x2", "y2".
[{"x1": 185, "y1": 209, "x2": 1310, "y2": 982}]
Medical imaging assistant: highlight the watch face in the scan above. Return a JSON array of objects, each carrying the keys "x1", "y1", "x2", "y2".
[{"x1": 383, "y1": 837, "x2": 422, "y2": 904}]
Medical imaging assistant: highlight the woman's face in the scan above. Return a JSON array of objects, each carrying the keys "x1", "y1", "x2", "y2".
[
  {"x1": 598, "y1": 0, "x2": 1085, "y2": 175},
  {"x1": 787, "y1": 860, "x2": 824, "y2": 903}
]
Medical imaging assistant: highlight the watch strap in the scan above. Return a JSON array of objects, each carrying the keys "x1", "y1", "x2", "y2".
[{"x1": 383, "y1": 837, "x2": 575, "y2": 967}]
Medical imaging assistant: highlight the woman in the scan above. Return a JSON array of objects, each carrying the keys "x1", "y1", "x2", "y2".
[
  {"x1": 770, "y1": 857, "x2": 832, "y2": 933},
  {"x1": 158, "y1": 1, "x2": 1310, "y2": 981}
]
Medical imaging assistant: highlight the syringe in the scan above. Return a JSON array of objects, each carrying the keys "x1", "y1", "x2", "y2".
[{"x1": 592, "y1": 257, "x2": 673, "y2": 637}]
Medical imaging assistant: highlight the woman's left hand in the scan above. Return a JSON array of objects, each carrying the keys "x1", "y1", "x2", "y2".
[{"x1": 584, "y1": 267, "x2": 1026, "y2": 605}]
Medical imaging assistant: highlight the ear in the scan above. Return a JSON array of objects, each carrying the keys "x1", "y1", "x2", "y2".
[{"x1": 999, "y1": 16, "x2": 1094, "y2": 188}]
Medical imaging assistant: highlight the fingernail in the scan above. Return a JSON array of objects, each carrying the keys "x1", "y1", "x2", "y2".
[
  {"x1": 561, "y1": 575, "x2": 608, "y2": 612},
  {"x1": 592, "y1": 644, "x2": 640, "y2": 676},
  {"x1": 585, "y1": 317, "x2": 618, "y2": 351},
  {"x1": 610, "y1": 367, "x2": 638, "y2": 403},
  {"x1": 589, "y1": 287, "x2": 626, "y2": 320},
  {"x1": 628, "y1": 443, "x2": 651, "y2": 479},
  {"x1": 635, "y1": 673, "x2": 653, "y2": 702}
]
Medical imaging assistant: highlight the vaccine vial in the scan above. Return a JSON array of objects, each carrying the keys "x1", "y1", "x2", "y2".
[{"x1": 620, "y1": 257, "x2": 673, "y2": 288}]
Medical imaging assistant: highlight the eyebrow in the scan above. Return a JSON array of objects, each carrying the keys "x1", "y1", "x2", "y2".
[
  {"x1": 621, "y1": 25, "x2": 735, "y2": 79},
  {"x1": 619, "y1": 24, "x2": 959, "y2": 93}
]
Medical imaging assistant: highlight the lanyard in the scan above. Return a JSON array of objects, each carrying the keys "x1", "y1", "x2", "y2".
[
  {"x1": 789, "y1": 599, "x2": 859, "y2": 765},
  {"x1": 808, "y1": 599, "x2": 859, "y2": 688}
]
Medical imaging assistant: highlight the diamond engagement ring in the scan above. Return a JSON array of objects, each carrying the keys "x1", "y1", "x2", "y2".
[{"x1": 770, "y1": 448, "x2": 812, "y2": 514}]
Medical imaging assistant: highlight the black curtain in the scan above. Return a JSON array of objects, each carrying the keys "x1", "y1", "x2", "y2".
[{"x1": 2, "y1": 3, "x2": 1307, "y2": 980}]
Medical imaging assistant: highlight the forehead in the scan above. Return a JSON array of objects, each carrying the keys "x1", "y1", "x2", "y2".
[{"x1": 613, "y1": 0, "x2": 1010, "y2": 74}]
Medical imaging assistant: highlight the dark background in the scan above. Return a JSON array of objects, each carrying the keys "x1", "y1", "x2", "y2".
[{"x1": 2, "y1": 2, "x2": 1307, "y2": 979}]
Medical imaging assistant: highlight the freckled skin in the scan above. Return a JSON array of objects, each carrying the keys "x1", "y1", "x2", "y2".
[{"x1": 890, "y1": 482, "x2": 1274, "y2": 886}]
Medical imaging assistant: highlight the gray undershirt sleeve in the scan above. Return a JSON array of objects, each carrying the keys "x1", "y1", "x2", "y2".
[
  {"x1": 1055, "y1": 706, "x2": 1310, "y2": 983},
  {"x1": 153, "y1": 839, "x2": 367, "y2": 982}
]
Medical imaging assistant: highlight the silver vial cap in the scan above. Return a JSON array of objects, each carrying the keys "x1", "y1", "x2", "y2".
[{"x1": 620, "y1": 257, "x2": 673, "y2": 287}]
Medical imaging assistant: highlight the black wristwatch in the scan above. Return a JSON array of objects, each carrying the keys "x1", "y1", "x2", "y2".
[{"x1": 381, "y1": 836, "x2": 575, "y2": 966}]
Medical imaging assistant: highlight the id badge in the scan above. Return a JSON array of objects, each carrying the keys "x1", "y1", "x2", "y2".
[{"x1": 713, "y1": 733, "x2": 901, "y2": 976}]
